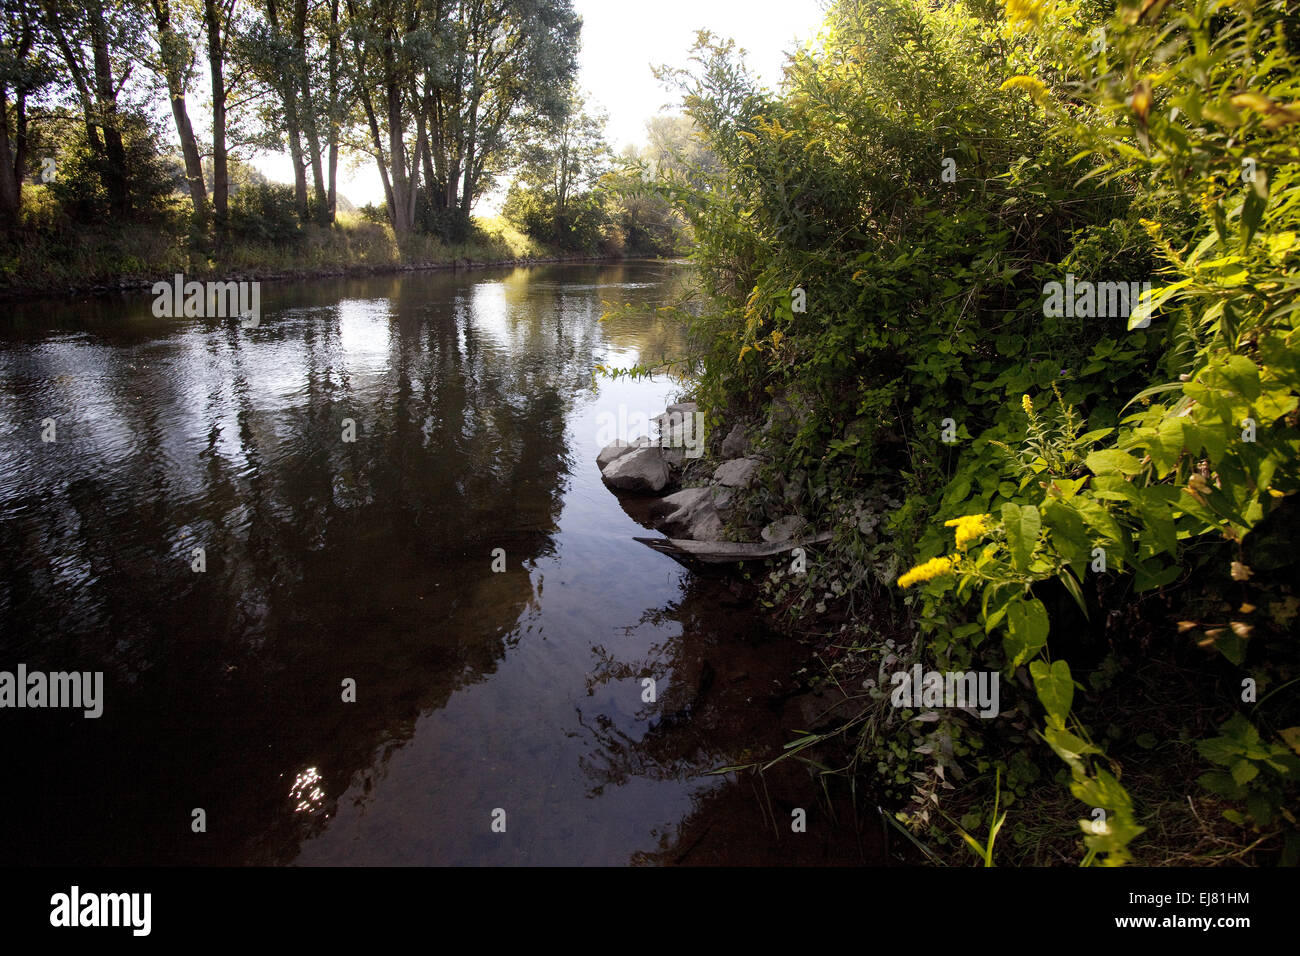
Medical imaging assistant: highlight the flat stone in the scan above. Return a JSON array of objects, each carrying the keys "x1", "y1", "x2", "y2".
[
  {"x1": 650, "y1": 486, "x2": 722, "y2": 539},
  {"x1": 713, "y1": 457, "x2": 761, "y2": 488},
  {"x1": 653, "y1": 404, "x2": 698, "y2": 428},
  {"x1": 602, "y1": 446, "x2": 671, "y2": 493},
  {"x1": 596, "y1": 436, "x2": 649, "y2": 470},
  {"x1": 762, "y1": 515, "x2": 810, "y2": 543}
]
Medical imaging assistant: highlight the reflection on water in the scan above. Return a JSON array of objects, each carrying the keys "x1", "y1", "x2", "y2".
[{"x1": 0, "y1": 262, "x2": 878, "y2": 865}]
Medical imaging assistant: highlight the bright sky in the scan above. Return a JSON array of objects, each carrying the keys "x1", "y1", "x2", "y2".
[
  {"x1": 254, "y1": 0, "x2": 829, "y2": 212},
  {"x1": 576, "y1": 0, "x2": 828, "y2": 153}
]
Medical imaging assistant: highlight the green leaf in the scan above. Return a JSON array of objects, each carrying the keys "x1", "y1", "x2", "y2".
[
  {"x1": 1030, "y1": 659, "x2": 1074, "y2": 726},
  {"x1": 1230, "y1": 758, "x2": 1259, "y2": 786},
  {"x1": 1045, "y1": 724, "x2": 1099, "y2": 767},
  {"x1": 1240, "y1": 168, "x2": 1268, "y2": 250},
  {"x1": 1086, "y1": 448, "x2": 1144, "y2": 476},
  {"x1": 1002, "y1": 502, "x2": 1041, "y2": 572},
  {"x1": 1196, "y1": 736, "x2": 1240, "y2": 767},
  {"x1": 1198, "y1": 770, "x2": 1246, "y2": 799},
  {"x1": 1074, "y1": 499, "x2": 1125, "y2": 552},
  {"x1": 1004, "y1": 596, "x2": 1049, "y2": 669},
  {"x1": 1042, "y1": 499, "x2": 1091, "y2": 570}
]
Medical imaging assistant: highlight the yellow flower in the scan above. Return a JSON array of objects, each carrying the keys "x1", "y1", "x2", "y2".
[
  {"x1": 944, "y1": 513, "x2": 992, "y2": 548},
  {"x1": 1001, "y1": 75, "x2": 1049, "y2": 105},
  {"x1": 1138, "y1": 218, "x2": 1163, "y2": 241},
  {"x1": 1004, "y1": 0, "x2": 1044, "y2": 28},
  {"x1": 897, "y1": 556, "x2": 954, "y2": 588},
  {"x1": 1022, "y1": 393, "x2": 1034, "y2": 417}
]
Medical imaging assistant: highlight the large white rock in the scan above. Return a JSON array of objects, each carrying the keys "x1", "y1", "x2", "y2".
[
  {"x1": 713, "y1": 457, "x2": 761, "y2": 488},
  {"x1": 597, "y1": 436, "x2": 649, "y2": 470},
  {"x1": 602, "y1": 446, "x2": 671, "y2": 493},
  {"x1": 651, "y1": 486, "x2": 724, "y2": 540},
  {"x1": 654, "y1": 402, "x2": 698, "y2": 425}
]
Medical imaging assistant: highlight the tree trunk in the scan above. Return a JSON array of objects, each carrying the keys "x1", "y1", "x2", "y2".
[
  {"x1": 289, "y1": 0, "x2": 326, "y2": 222},
  {"x1": 204, "y1": 0, "x2": 229, "y2": 236},
  {"x1": 88, "y1": 0, "x2": 130, "y2": 218},
  {"x1": 385, "y1": 70, "x2": 413, "y2": 235},
  {"x1": 0, "y1": 85, "x2": 19, "y2": 228},
  {"x1": 325, "y1": 0, "x2": 339, "y2": 220},
  {"x1": 150, "y1": 0, "x2": 209, "y2": 232}
]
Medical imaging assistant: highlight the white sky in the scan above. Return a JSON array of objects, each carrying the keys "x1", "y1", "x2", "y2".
[{"x1": 252, "y1": 0, "x2": 829, "y2": 212}]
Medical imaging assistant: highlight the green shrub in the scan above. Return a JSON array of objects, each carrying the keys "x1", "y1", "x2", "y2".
[{"x1": 649, "y1": 0, "x2": 1300, "y2": 864}]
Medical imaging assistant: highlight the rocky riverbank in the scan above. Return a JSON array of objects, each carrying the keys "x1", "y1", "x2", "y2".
[{"x1": 595, "y1": 400, "x2": 829, "y2": 562}]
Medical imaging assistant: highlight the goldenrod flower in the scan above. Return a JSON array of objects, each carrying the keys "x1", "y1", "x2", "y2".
[
  {"x1": 1001, "y1": 75, "x2": 1048, "y2": 105},
  {"x1": 1138, "y1": 218, "x2": 1163, "y2": 241},
  {"x1": 1004, "y1": 0, "x2": 1044, "y2": 28},
  {"x1": 1022, "y1": 393, "x2": 1034, "y2": 417},
  {"x1": 944, "y1": 513, "x2": 992, "y2": 548},
  {"x1": 897, "y1": 556, "x2": 954, "y2": 588}
]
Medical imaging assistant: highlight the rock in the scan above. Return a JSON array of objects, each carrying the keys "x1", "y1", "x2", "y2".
[
  {"x1": 655, "y1": 406, "x2": 704, "y2": 459},
  {"x1": 655, "y1": 402, "x2": 697, "y2": 423},
  {"x1": 650, "y1": 486, "x2": 723, "y2": 540},
  {"x1": 596, "y1": 436, "x2": 649, "y2": 470},
  {"x1": 710, "y1": 485, "x2": 735, "y2": 514},
  {"x1": 713, "y1": 457, "x2": 761, "y2": 489},
  {"x1": 720, "y1": 423, "x2": 749, "y2": 459},
  {"x1": 602, "y1": 446, "x2": 671, "y2": 493},
  {"x1": 689, "y1": 509, "x2": 724, "y2": 541},
  {"x1": 761, "y1": 515, "x2": 810, "y2": 543},
  {"x1": 760, "y1": 390, "x2": 814, "y2": 446}
]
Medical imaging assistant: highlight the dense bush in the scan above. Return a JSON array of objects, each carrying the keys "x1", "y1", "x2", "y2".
[
  {"x1": 647, "y1": 0, "x2": 1299, "y2": 864},
  {"x1": 228, "y1": 182, "x2": 302, "y2": 244},
  {"x1": 43, "y1": 112, "x2": 180, "y2": 225}
]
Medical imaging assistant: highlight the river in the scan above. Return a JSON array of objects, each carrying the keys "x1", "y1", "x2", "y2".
[{"x1": 0, "y1": 261, "x2": 877, "y2": 865}]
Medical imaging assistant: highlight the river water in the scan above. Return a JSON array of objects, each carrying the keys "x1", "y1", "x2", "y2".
[{"x1": 0, "y1": 262, "x2": 878, "y2": 865}]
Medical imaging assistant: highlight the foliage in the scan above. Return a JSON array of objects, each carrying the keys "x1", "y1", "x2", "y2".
[
  {"x1": 662, "y1": 0, "x2": 1300, "y2": 864},
  {"x1": 228, "y1": 182, "x2": 302, "y2": 243}
]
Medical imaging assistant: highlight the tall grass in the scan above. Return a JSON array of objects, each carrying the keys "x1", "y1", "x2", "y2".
[{"x1": 0, "y1": 187, "x2": 568, "y2": 297}]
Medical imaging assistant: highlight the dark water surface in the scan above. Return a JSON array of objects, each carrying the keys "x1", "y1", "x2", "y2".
[{"x1": 0, "y1": 262, "x2": 877, "y2": 865}]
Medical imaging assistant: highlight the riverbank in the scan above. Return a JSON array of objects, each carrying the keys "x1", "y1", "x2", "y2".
[
  {"x1": 596, "y1": 392, "x2": 1297, "y2": 867},
  {"x1": 0, "y1": 210, "x2": 620, "y2": 301}
]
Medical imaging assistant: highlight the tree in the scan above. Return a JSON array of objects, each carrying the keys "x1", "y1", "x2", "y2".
[
  {"x1": 507, "y1": 85, "x2": 609, "y2": 244},
  {"x1": 422, "y1": 0, "x2": 580, "y2": 240},
  {"x1": 339, "y1": 0, "x2": 423, "y2": 235},
  {"x1": 201, "y1": 0, "x2": 240, "y2": 236},
  {"x1": 0, "y1": 0, "x2": 51, "y2": 227},
  {"x1": 38, "y1": 0, "x2": 146, "y2": 218},
  {"x1": 144, "y1": 0, "x2": 209, "y2": 231}
]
